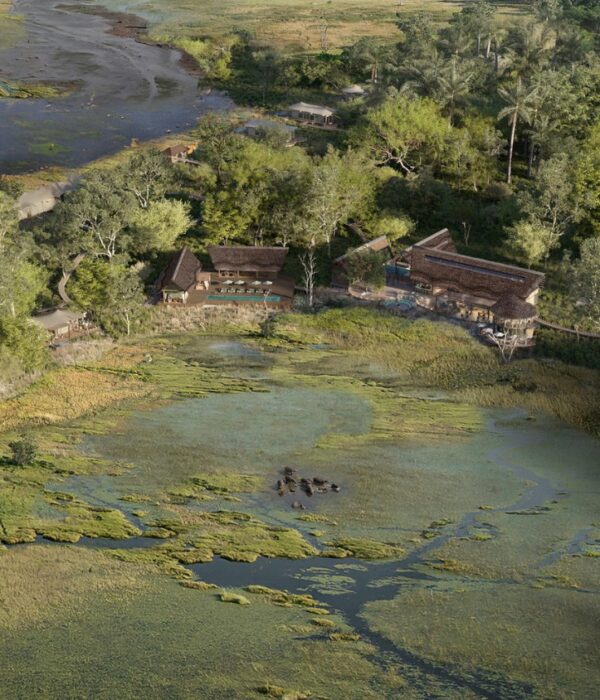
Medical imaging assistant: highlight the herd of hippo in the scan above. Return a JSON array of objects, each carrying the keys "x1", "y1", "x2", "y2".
[{"x1": 276, "y1": 466, "x2": 340, "y2": 510}]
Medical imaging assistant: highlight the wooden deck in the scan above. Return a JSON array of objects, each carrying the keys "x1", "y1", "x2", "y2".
[{"x1": 163, "y1": 276, "x2": 295, "y2": 309}]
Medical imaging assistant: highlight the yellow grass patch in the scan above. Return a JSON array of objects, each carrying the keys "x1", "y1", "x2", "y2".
[
  {"x1": 0, "y1": 545, "x2": 153, "y2": 630},
  {"x1": 0, "y1": 365, "x2": 151, "y2": 433}
]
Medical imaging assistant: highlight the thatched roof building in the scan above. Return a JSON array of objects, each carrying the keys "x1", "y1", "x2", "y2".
[
  {"x1": 491, "y1": 295, "x2": 538, "y2": 326},
  {"x1": 388, "y1": 229, "x2": 545, "y2": 340},
  {"x1": 159, "y1": 246, "x2": 202, "y2": 295},
  {"x1": 207, "y1": 246, "x2": 288, "y2": 276}
]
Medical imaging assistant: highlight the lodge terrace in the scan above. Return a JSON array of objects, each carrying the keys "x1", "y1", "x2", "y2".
[
  {"x1": 158, "y1": 245, "x2": 295, "y2": 309},
  {"x1": 386, "y1": 229, "x2": 545, "y2": 345}
]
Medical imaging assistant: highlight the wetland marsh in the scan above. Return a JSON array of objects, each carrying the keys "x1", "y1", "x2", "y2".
[{"x1": 0, "y1": 312, "x2": 598, "y2": 698}]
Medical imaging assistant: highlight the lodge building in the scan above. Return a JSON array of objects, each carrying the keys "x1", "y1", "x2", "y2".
[
  {"x1": 386, "y1": 229, "x2": 545, "y2": 344},
  {"x1": 158, "y1": 245, "x2": 295, "y2": 309}
]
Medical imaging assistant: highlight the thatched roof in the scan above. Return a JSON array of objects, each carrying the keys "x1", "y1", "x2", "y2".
[
  {"x1": 334, "y1": 236, "x2": 391, "y2": 265},
  {"x1": 404, "y1": 230, "x2": 544, "y2": 301},
  {"x1": 207, "y1": 246, "x2": 288, "y2": 273},
  {"x1": 160, "y1": 247, "x2": 201, "y2": 291},
  {"x1": 492, "y1": 294, "x2": 538, "y2": 321}
]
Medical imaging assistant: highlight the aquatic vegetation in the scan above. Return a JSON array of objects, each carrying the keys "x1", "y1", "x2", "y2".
[
  {"x1": 0, "y1": 327, "x2": 598, "y2": 697},
  {"x1": 270, "y1": 308, "x2": 600, "y2": 436},
  {"x1": 323, "y1": 537, "x2": 404, "y2": 560},
  {"x1": 138, "y1": 355, "x2": 260, "y2": 398},
  {"x1": 0, "y1": 545, "x2": 152, "y2": 630},
  {"x1": 0, "y1": 365, "x2": 150, "y2": 432},
  {"x1": 108, "y1": 547, "x2": 192, "y2": 580},
  {"x1": 180, "y1": 580, "x2": 218, "y2": 591},
  {"x1": 311, "y1": 617, "x2": 335, "y2": 628},
  {"x1": 363, "y1": 580, "x2": 600, "y2": 698},
  {"x1": 297, "y1": 513, "x2": 338, "y2": 525},
  {"x1": 0, "y1": 568, "x2": 388, "y2": 698},
  {"x1": 168, "y1": 471, "x2": 263, "y2": 499},
  {"x1": 245, "y1": 585, "x2": 327, "y2": 611},
  {"x1": 257, "y1": 683, "x2": 311, "y2": 699},
  {"x1": 328, "y1": 632, "x2": 361, "y2": 642},
  {"x1": 220, "y1": 590, "x2": 251, "y2": 605},
  {"x1": 187, "y1": 510, "x2": 319, "y2": 562}
]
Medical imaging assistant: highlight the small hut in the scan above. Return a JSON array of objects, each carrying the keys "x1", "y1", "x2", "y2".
[
  {"x1": 341, "y1": 85, "x2": 366, "y2": 100},
  {"x1": 32, "y1": 308, "x2": 89, "y2": 340},
  {"x1": 491, "y1": 294, "x2": 538, "y2": 342},
  {"x1": 288, "y1": 102, "x2": 336, "y2": 126}
]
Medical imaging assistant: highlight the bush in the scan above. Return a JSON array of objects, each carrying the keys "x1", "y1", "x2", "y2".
[
  {"x1": 0, "y1": 316, "x2": 49, "y2": 373},
  {"x1": 7, "y1": 436, "x2": 37, "y2": 466}
]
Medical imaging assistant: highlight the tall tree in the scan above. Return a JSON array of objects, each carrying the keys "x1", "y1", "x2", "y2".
[
  {"x1": 498, "y1": 79, "x2": 538, "y2": 184},
  {"x1": 117, "y1": 149, "x2": 175, "y2": 210},
  {"x1": 353, "y1": 95, "x2": 450, "y2": 173},
  {"x1": 434, "y1": 58, "x2": 473, "y2": 124},
  {"x1": 571, "y1": 237, "x2": 600, "y2": 331}
]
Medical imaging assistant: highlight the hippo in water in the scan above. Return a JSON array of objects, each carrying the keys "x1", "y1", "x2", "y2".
[
  {"x1": 291, "y1": 500, "x2": 305, "y2": 510},
  {"x1": 276, "y1": 479, "x2": 286, "y2": 495},
  {"x1": 331, "y1": 483, "x2": 340, "y2": 493}
]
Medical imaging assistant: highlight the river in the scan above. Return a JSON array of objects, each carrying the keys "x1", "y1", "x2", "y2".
[{"x1": 0, "y1": 0, "x2": 233, "y2": 173}]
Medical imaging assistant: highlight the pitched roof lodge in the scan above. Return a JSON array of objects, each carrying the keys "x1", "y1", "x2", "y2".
[{"x1": 158, "y1": 245, "x2": 295, "y2": 308}]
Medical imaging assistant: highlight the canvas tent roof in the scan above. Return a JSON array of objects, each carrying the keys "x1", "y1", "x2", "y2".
[
  {"x1": 288, "y1": 102, "x2": 336, "y2": 117},
  {"x1": 32, "y1": 309, "x2": 85, "y2": 332}
]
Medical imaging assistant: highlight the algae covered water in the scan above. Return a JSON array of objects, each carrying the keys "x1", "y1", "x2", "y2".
[{"x1": 1, "y1": 335, "x2": 599, "y2": 698}]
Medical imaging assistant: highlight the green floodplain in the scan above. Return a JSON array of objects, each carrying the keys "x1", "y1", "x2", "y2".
[{"x1": 0, "y1": 309, "x2": 599, "y2": 698}]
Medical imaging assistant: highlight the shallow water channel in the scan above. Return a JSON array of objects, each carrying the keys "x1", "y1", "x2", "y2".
[
  {"x1": 33, "y1": 338, "x2": 600, "y2": 698},
  {"x1": 0, "y1": 0, "x2": 233, "y2": 172}
]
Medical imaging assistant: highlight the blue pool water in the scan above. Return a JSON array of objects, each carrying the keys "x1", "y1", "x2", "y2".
[{"x1": 207, "y1": 294, "x2": 281, "y2": 302}]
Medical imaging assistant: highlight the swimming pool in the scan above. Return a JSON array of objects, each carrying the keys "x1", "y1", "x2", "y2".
[{"x1": 207, "y1": 294, "x2": 281, "y2": 303}]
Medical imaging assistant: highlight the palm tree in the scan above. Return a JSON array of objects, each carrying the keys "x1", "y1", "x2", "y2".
[
  {"x1": 404, "y1": 52, "x2": 447, "y2": 96},
  {"x1": 491, "y1": 28, "x2": 508, "y2": 74},
  {"x1": 498, "y1": 79, "x2": 538, "y2": 184},
  {"x1": 435, "y1": 59, "x2": 473, "y2": 124},
  {"x1": 506, "y1": 22, "x2": 556, "y2": 77}
]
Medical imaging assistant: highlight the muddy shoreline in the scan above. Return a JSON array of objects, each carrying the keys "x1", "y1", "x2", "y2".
[{"x1": 57, "y1": 4, "x2": 203, "y2": 77}]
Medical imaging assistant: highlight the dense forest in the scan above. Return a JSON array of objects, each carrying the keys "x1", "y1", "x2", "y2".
[{"x1": 1, "y1": 0, "x2": 599, "y2": 381}]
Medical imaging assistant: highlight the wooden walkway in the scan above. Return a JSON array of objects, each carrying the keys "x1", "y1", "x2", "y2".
[{"x1": 537, "y1": 319, "x2": 600, "y2": 340}]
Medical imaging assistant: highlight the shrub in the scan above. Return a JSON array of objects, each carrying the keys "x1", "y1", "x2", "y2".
[{"x1": 7, "y1": 435, "x2": 37, "y2": 466}]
